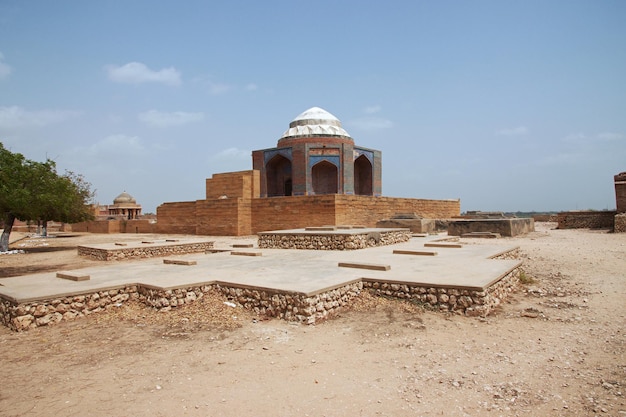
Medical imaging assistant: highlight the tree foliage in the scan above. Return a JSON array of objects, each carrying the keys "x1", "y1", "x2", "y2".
[{"x1": 0, "y1": 143, "x2": 94, "y2": 251}]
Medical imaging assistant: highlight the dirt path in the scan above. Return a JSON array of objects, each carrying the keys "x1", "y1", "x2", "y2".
[{"x1": 0, "y1": 224, "x2": 624, "y2": 416}]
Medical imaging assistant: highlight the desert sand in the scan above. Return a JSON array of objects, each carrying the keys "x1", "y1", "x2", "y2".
[{"x1": 0, "y1": 223, "x2": 624, "y2": 416}]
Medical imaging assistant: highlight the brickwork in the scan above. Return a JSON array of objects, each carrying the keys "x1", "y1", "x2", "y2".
[
  {"x1": 154, "y1": 191, "x2": 461, "y2": 236},
  {"x1": 205, "y1": 170, "x2": 259, "y2": 200},
  {"x1": 615, "y1": 172, "x2": 626, "y2": 214},
  {"x1": 252, "y1": 195, "x2": 337, "y2": 232},
  {"x1": 155, "y1": 201, "x2": 197, "y2": 234},
  {"x1": 333, "y1": 196, "x2": 460, "y2": 226}
]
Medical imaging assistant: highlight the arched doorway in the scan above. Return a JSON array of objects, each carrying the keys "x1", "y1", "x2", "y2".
[
  {"x1": 312, "y1": 160, "x2": 338, "y2": 195},
  {"x1": 354, "y1": 154, "x2": 373, "y2": 195},
  {"x1": 266, "y1": 155, "x2": 292, "y2": 196}
]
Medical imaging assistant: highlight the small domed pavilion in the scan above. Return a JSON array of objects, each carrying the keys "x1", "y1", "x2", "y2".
[
  {"x1": 107, "y1": 191, "x2": 142, "y2": 219},
  {"x1": 252, "y1": 107, "x2": 382, "y2": 197}
]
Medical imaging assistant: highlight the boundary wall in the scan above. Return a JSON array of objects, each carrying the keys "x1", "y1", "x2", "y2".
[
  {"x1": 556, "y1": 211, "x2": 616, "y2": 230},
  {"x1": 66, "y1": 170, "x2": 461, "y2": 236}
]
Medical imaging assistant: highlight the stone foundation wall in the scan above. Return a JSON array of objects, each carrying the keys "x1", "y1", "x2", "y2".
[
  {"x1": 0, "y1": 286, "x2": 139, "y2": 331},
  {"x1": 557, "y1": 211, "x2": 616, "y2": 230},
  {"x1": 363, "y1": 267, "x2": 520, "y2": 316},
  {"x1": 258, "y1": 229, "x2": 410, "y2": 250},
  {"x1": 213, "y1": 282, "x2": 364, "y2": 324},
  {"x1": 77, "y1": 241, "x2": 214, "y2": 261},
  {"x1": 0, "y1": 262, "x2": 520, "y2": 331}
]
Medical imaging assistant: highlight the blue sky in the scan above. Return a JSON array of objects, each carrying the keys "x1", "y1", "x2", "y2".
[{"x1": 1, "y1": 0, "x2": 624, "y2": 213}]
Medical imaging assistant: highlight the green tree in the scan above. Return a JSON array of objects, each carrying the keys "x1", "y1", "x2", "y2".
[{"x1": 0, "y1": 143, "x2": 94, "y2": 251}]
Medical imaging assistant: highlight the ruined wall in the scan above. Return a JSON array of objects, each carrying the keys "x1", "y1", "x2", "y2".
[{"x1": 556, "y1": 211, "x2": 616, "y2": 230}]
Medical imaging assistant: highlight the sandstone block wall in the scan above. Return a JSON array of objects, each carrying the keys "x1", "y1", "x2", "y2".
[
  {"x1": 205, "y1": 170, "x2": 260, "y2": 200},
  {"x1": 334, "y1": 196, "x2": 460, "y2": 225},
  {"x1": 155, "y1": 201, "x2": 198, "y2": 234},
  {"x1": 252, "y1": 195, "x2": 338, "y2": 232},
  {"x1": 557, "y1": 211, "x2": 616, "y2": 230}
]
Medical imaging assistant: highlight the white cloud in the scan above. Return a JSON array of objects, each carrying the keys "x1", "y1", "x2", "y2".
[
  {"x1": 348, "y1": 117, "x2": 394, "y2": 131},
  {"x1": 245, "y1": 83, "x2": 258, "y2": 91},
  {"x1": 0, "y1": 52, "x2": 11, "y2": 79},
  {"x1": 106, "y1": 62, "x2": 181, "y2": 86},
  {"x1": 138, "y1": 110, "x2": 205, "y2": 128},
  {"x1": 495, "y1": 126, "x2": 529, "y2": 136},
  {"x1": 0, "y1": 106, "x2": 80, "y2": 129},
  {"x1": 364, "y1": 105, "x2": 381, "y2": 114}
]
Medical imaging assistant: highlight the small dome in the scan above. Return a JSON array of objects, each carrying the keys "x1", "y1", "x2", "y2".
[
  {"x1": 113, "y1": 191, "x2": 136, "y2": 204},
  {"x1": 280, "y1": 107, "x2": 352, "y2": 140}
]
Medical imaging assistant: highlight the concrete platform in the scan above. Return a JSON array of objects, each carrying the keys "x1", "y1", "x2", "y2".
[{"x1": 0, "y1": 235, "x2": 522, "y2": 330}]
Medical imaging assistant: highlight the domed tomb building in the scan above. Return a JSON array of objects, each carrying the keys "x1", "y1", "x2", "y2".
[
  {"x1": 252, "y1": 107, "x2": 382, "y2": 197},
  {"x1": 107, "y1": 191, "x2": 142, "y2": 220}
]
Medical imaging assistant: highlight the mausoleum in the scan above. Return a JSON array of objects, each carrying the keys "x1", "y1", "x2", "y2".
[{"x1": 252, "y1": 107, "x2": 381, "y2": 197}]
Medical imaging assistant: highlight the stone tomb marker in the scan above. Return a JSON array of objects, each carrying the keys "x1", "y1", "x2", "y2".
[
  {"x1": 56, "y1": 271, "x2": 90, "y2": 281},
  {"x1": 338, "y1": 262, "x2": 390, "y2": 271}
]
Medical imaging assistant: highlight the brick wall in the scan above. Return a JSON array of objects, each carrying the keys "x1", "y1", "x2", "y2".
[
  {"x1": 205, "y1": 170, "x2": 259, "y2": 200},
  {"x1": 155, "y1": 201, "x2": 198, "y2": 234},
  {"x1": 251, "y1": 195, "x2": 337, "y2": 232},
  {"x1": 334, "y1": 196, "x2": 460, "y2": 226},
  {"x1": 195, "y1": 198, "x2": 253, "y2": 235}
]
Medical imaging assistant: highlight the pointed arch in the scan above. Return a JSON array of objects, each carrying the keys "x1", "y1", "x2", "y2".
[
  {"x1": 311, "y1": 160, "x2": 338, "y2": 195},
  {"x1": 266, "y1": 154, "x2": 292, "y2": 197},
  {"x1": 354, "y1": 154, "x2": 373, "y2": 195}
]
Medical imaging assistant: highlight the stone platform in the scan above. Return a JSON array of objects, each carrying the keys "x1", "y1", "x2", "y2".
[
  {"x1": 258, "y1": 227, "x2": 410, "y2": 250},
  {"x1": 448, "y1": 218, "x2": 534, "y2": 237},
  {"x1": 77, "y1": 238, "x2": 214, "y2": 261},
  {"x1": 0, "y1": 235, "x2": 522, "y2": 331}
]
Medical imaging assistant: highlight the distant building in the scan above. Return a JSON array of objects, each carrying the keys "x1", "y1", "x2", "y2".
[{"x1": 94, "y1": 192, "x2": 142, "y2": 220}]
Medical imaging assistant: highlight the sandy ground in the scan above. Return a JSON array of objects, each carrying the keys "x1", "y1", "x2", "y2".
[{"x1": 0, "y1": 223, "x2": 624, "y2": 417}]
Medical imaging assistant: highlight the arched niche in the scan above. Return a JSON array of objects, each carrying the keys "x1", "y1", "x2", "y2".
[
  {"x1": 266, "y1": 154, "x2": 292, "y2": 196},
  {"x1": 311, "y1": 160, "x2": 338, "y2": 195},
  {"x1": 354, "y1": 154, "x2": 373, "y2": 195}
]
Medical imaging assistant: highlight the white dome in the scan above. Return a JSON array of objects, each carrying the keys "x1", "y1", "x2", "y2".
[{"x1": 280, "y1": 107, "x2": 351, "y2": 139}]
